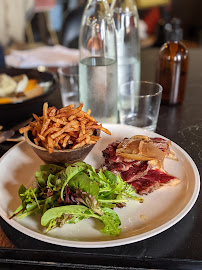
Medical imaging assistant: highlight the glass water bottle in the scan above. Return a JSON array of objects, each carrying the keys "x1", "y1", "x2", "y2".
[
  {"x1": 111, "y1": 0, "x2": 141, "y2": 90},
  {"x1": 79, "y1": 0, "x2": 118, "y2": 123}
]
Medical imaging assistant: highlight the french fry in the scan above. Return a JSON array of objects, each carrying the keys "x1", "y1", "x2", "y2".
[
  {"x1": 19, "y1": 125, "x2": 32, "y2": 134},
  {"x1": 72, "y1": 140, "x2": 86, "y2": 149},
  {"x1": 99, "y1": 126, "x2": 111, "y2": 135},
  {"x1": 48, "y1": 106, "x2": 57, "y2": 117},
  {"x1": 47, "y1": 135, "x2": 54, "y2": 154},
  {"x1": 43, "y1": 102, "x2": 48, "y2": 122},
  {"x1": 20, "y1": 102, "x2": 111, "y2": 153},
  {"x1": 86, "y1": 109, "x2": 91, "y2": 115},
  {"x1": 43, "y1": 127, "x2": 61, "y2": 137},
  {"x1": 38, "y1": 133, "x2": 46, "y2": 141},
  {"x1": 90, "y1": 135, "x2": 100, "y2": 142},
  {"x1": 58, "y1": 104, "x2": 75, "y2": 113},
  {"x1": 34, "y1": 138, "x2": 39, "y2": 145},
  {"x1": 68, "y1": 115, "x2": 76, "y2": 121},
  {"x1": 50, "y1": 116, "x2": 67, "y2": 125},
  {"x1": 40, "y1": 118, "x2": 51, "y2": 135},
  {"x1": 62, "y1": 134, "x2": 70, "y2": 148},
  {"x1": 32, "y1": 113, "x2": 41, "y2": 122},
  {"x1": 76, "y1": 134, "x2": 87, "y2": 143},
  {"x1": 55, "y1": 133, "x2": 67, "y2": 147}
]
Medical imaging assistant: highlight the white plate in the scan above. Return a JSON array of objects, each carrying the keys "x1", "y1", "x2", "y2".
[{"x1": 0, "y1": 124, "x2": 200, "y2": 248}]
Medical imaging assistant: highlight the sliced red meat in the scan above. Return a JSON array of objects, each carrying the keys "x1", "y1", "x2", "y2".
[
  {"x1": 151, "y1": 137, "x2": 170, "y2": 155},
  {"x1": 101, "y1": 137, "x2": 180, "y2": 195},
  {"x1": 120, "y1": 162, "x2": 149, "y2": 183},
  {"x1": 142, "y1": 168, "x2": 176, "y2": 183},
  {"x1": 102, "y1": 141, "x2": 123, "y2": 163},
  {"x1": 132, "y1": 178, "x2": 160, "y2": 195},
  {"x1": 131, "y1": 168, "x2": 180, "y2": 195},
  {"x1": 103, "y1": 160, "x2": 143, "y2": 174}
]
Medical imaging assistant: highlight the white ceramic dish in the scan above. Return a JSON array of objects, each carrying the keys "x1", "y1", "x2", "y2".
[{"x1": 0, "y1": 124, "x2": 200, "y2": 248}]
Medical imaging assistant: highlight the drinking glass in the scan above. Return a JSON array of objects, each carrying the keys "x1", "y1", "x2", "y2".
[
  {"x1": 119, "y1": 81, "x2": 163, "y2": 131},
  {"x1": 58, "y1": 66, "x2": 80, "y2": 107}
]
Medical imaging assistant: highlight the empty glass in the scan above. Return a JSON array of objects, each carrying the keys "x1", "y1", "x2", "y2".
[
  {"x1": 58, "y1": 66, "x2": 80, "y2": 107},
  {"x1": 119, "y1": 81, "x2": 163, "y2": 131}
]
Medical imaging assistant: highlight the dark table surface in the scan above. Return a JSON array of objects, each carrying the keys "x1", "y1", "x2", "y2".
[{"x1": 0, "y1": 48, "x2": 202, "y2": 270}]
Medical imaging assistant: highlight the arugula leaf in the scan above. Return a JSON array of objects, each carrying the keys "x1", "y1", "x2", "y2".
[
  {"x1": 103, "y1": 170, "x2": 117, "y2": 184},
  {"x1": 96, "y1": 169, "x2": 112, "y2": 187},
  {"x1": 117, "y1": 175, "x2": 143, "y2": 202}
]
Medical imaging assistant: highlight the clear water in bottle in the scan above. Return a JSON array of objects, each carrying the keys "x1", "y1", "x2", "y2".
[
  {"x1": 79, "y1": 56, "x2": 118, "y2": 123},
  {"x1": 118, "y1": 56, "x2": 140, "y2": 88}
]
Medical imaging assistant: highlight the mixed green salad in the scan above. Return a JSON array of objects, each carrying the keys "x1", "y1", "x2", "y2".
[{"x1": 10, "y1": 161, "x2": 143, "y2": 236}]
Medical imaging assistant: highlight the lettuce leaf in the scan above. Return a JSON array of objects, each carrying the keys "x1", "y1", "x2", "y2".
[
  {"x1": 68, "y1": 172, "x2": 99, "y2": 198},
  {"x1": 99, "y1": 207, "x2": 121, "y2": 236},
  {"x1": 41, "y1": 204, "x2": 121, "y2": 236},
  {"x1": 11, "y1": 161, "x2": 143, "y2": 237},
  {"x1": 41, "y1": 205, "x2": 99, "y2": 232},
  {"x1": 60, "y1": 162, "x2": 90, "y2": 200}
]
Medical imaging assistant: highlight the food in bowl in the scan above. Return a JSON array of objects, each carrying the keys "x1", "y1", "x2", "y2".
[
  {"x1": 19, "y1": 102, "x2": 111, "y2": 154},
  {"x1": 0, "y1": 73, "x2": 52, "y2": 104},
  {"x1": 0, "y1": 68, "x2": 56, "y2": 127}
]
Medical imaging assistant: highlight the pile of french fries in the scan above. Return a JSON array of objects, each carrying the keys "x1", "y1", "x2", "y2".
[{"x1": 19, "y1": 102, "x2": 111, "y2": 154}]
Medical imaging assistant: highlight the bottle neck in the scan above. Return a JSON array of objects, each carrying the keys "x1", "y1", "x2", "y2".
[
  {"x1": 111, "y1": 0, "x2": 137, "y2": 13},
  {"x1": 167, "y1": 29, "x2": 183, "y2": 42},
  {"x1": 165, "y1": 18, "x2": 183, "y2": 42},
  {"x1": 80, "y1": 0, "x2": 117, "y2": 61},
  {"x1": 87, "y1": 0, "x2": 110, "y2": 8}
]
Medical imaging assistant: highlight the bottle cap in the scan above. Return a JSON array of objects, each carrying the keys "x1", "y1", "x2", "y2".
[{"x1": 166, "y1": 17, "x2": 183, "y2": 42}]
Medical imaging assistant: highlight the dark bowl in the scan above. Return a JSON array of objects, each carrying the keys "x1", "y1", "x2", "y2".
[
  {"x1": 0, "y1": 68, "x2": 57, "y2": 126},
  {"x1": 24, "y1": 129, "x2": 100, "y2": 165}
]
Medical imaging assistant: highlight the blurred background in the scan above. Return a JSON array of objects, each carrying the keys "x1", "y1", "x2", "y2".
[{"x1": 1, "y1": 0, "x2": 202, "y2": 55}]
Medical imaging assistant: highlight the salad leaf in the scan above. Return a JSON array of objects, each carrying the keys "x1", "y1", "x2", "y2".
[
  {"x1": 95, "y1": 169, "x2": 112, "y2": 188},
  {"x1": 18, "y1": 185, "x2": 39, "y2": 206},
  {"x1": 35, "y1": 171, "x2": 49, "y2": 188},
  {"x1": 42, "y1": 194, "x2": 59, "y2": 214},
  {"x1": 41, "y1": 204, "x2": 121, "y2": 236},
  {"x1": 35, "y1": 164, "x2": 65, "y2": 188},
  {"x1": 47, "y1": 174, "x2": 64, "y2": 192},
  {"x1": 60, "y1": 162, "x2": 89, "y2": 200},
  {"x1": 99, "y1": 207, "x2": 121, "y2": 236},
  {"x1": 73, "y1": 188, "x2": 103, "y2": 215},
  {"x1": 41, "y1": 205, "x2": 99, "y2": 232},
  {"x1": 68, "y1": 172, "x2": 99, "y2": 198},
  {"x1": 11, "y1": 161, "x2": 143, "y2": 237},
  {"x1": 103, "y1": 170, "x2": 117, "y2": 184},
  {"x1": 39, "y1": 164, "x2": 65, "y2": 175}
]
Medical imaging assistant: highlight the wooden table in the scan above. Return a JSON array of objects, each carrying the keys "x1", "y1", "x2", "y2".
[{"x1": 0, "y1": 48, "x2": 202, "y2": 270}]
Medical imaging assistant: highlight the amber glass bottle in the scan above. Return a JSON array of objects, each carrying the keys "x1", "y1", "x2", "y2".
[{"x1": 156, "y1": 18, "x2": 189, "y2": 105}]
